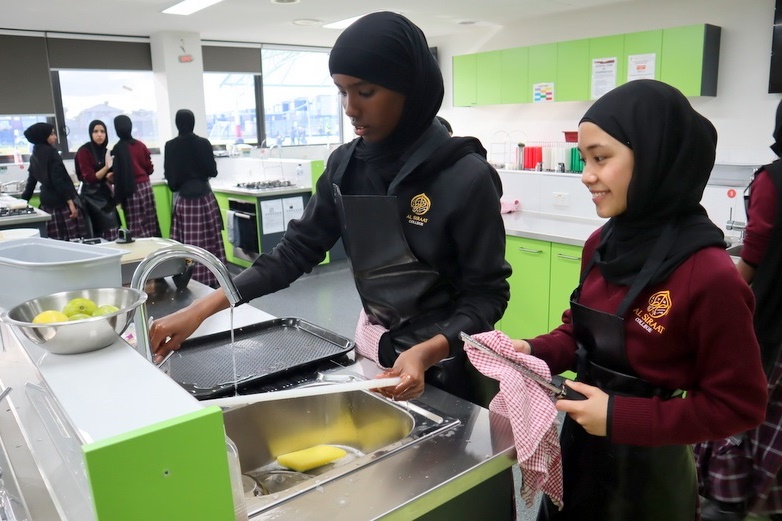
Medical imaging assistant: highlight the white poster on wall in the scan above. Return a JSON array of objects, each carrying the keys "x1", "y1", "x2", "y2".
[
  {"x1": 282, "y1": 196, "x2": 304, "y2": 226},
  {"x1": 533, "y1": 82, "x2": 555, "y2": 103},
  {"x1": 260, "y1": 199, "x2": 284, "y2": 234},
  {"x1": 628, "y1": 53, "x2": 656, "y2": 81},
  {"x1": 591, "y1": 57, "x2": 617, "y2": 99}
]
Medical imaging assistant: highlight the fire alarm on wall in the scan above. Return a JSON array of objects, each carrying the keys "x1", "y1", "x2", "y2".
[{"x1": 178, "y1": 54, "x2": 194, "y2": 63}]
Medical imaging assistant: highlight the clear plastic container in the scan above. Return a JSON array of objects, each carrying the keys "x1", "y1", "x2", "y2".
[{"x1": 226, "y1": 436, "x2": 249, "y2": 521}]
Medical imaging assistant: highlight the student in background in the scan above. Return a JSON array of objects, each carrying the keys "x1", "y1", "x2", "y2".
[
  {"x1": 112, "y1": 115, "x2": 161, "y2": 238},
  {"x1": 21, "y1": 122, "x2": 89, "y2": 241},
  {"x1": 74, "y1": 119, "x2": 119, "y2": 240},
  {"x1": 694, "y1": 99, "x2": 782, "y2": 521},
  {"x1": 511, "y1": 80, "x2": 767, "y2": 521},
  {"x1": 163, "y1": 109, "x2": 226, "y2": 288}
]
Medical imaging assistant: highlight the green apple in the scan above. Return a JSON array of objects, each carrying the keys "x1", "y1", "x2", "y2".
[
  {"x1": 92, "y1": 305, "x2": 120, "y2": 317},
  {"x1": 62, "y1": 298, "x2": 98, "y2": 317}
]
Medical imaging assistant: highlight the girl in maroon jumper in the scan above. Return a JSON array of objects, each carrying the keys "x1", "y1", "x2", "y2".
[
  {"x1": 694, "y1": 98, "x2": 782, "y2": 521},
  {"x1": 512, "y1": 80, "x2": 767, "y2": 521},
  {"x1": 74, "y1": 119, "x2": 119, "y2": 240},
  {"x1": 111, "y1": 115, "x2": 161, "y2": 238}
]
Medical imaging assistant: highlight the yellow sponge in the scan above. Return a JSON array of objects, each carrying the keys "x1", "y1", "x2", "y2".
[{"x1": 276, "y1": 445, "x2": 347, "y2": 472}]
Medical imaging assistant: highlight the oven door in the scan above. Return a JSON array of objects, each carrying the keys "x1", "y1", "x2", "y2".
[{"x1": 227, "y1": 199, "x2": 259, "y2": 262}]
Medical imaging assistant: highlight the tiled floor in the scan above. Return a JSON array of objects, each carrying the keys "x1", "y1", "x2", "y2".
[{"x1": 232, "y1": 259, "x2": 540, "y2": 520}]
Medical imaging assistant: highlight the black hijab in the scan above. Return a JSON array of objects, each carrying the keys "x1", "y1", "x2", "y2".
[
  {"x1": 75, "y1": 120, "x2": 108, "y2": 181},
  {"x1": 175, "y1": 109, "x2": 196, "y2": 135},
  {"x1": 112, "y1": 115, "x2": 137, "y2": 204},
  {"x1": 24, "y1": 122, "x2": 57, "y2": 185},
  {"x1": 771, "y1": 98, "x2": 782, "y2": 157},
  {"x1": 328, "y1": 11, "x2": 444, "y2": 163},
  {"x1": 580, "y1": 80, "x2": 725, "y2": 286}
]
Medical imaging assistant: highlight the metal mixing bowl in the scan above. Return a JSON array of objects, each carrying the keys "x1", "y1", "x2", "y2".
[{"x1": 0, "y1": 287, "x2": 147, "y2": 355}]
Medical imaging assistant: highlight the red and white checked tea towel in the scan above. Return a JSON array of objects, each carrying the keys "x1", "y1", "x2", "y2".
[
  {"x1": 353, "y1": 308, "x2": 391, "y2": 369},
  {"x1": 465, "y1": 329, "x2": 564, "y2": 509}
]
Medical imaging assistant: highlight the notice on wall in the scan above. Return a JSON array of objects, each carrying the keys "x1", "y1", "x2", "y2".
[
  {"x1": 533, "y1": 82, "x2": 555, "y2": 103},
  {"x1": 260, "y1": 199, "x2": 284, "y2": 234},
  {"x1": 591, "y1": 57, "x2": 617, "y2": 100},
  {"x1": 282, "y1": 196, "x2": 304, "y2": 226},
  {"x1": 628, "y1": 53, "x2": 656, "y2": 82}
]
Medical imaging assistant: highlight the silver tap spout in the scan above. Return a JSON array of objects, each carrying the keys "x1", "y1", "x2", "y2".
[{"x1": 130, "y1": 244, "x2": 241, "y2": 364}]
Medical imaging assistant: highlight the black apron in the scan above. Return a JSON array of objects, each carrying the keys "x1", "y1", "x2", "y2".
[
  {"x1": 330, "y1": 137, "x2": 483, "y2": 403},
  {"x1": 538, "y1": 225, "x2": 697, "y2": 521}
]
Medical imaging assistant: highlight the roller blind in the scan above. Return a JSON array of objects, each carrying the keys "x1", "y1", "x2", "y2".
[
  {"x1": 0, "y1": 35, "x2": 55, "y2": 114},
  {"x1": 203, "y1": 46, "x2": 261, "y2": 73},
  {"x1": 46, "y1": 38, "x2": 152, "y2": 70}
]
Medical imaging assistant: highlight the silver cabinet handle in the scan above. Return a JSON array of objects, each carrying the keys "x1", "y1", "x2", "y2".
[
  {"x1": 555, "y1": 254, "x2": 581, "y2": 261},
  {"x1": 517, "y1": 247, "x2": 543, "y2": 254}
]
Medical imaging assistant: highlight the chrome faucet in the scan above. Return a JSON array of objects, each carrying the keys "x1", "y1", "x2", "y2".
[{"x1": 130, "y1": 244, "x2": 242, "y2": 364}]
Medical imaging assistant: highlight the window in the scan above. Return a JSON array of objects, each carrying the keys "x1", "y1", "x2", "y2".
[
  {"x1": 0, "y1": 115, "x2": 53, "y2": 161},
  {"x1": 261, "y1": 48, "x2": 342, "y2": 147},
  {"x1": 55, "y1": 69, "x2": 159, "y2": 154},
  {"x1": 203, "y1": 73, "x2": 260, "y2": 146}
]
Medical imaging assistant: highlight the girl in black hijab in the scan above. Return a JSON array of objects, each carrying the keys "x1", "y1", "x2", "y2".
[
  {"x1": 512, "y1": 80, "x2": 767, "y2": 521},
  {"x1": 112, "y1": 115, "x2": 161, "y2": 238},
  {"x1": 149, "y1": 12, "x2": 511, "y2": 419},
  {"x1": 74, "y1": 119, "x2": 119, "y2": 240},
  {"x1": 21, "y1": 122, "x2": 89, "y2": 240},
  {"x1": 163, "y1": 109, "x2": 226, "y2": 288}
]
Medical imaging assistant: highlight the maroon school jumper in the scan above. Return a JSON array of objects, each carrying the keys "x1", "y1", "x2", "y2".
[{"x1": 121, "y1": 140, "x2": 161, "y2": 238}]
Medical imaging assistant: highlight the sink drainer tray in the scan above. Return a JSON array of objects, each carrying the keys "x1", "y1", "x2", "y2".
[{"x1": 165, "y1": 317, "x2": 355, "y2": 399}]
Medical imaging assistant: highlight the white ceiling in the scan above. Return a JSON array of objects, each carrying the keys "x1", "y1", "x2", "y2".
[{"x1": 2, "y1": 0, "x2": 645, "y2": 47}]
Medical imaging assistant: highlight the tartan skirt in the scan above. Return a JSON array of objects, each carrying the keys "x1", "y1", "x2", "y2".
[
  {"x1": 41, "y1": 204, "x2": 90, "y2": 241},
  {"x1": 694, "y1": 343, "x2": 782, "y2": 515},
  {"x1": 122, "y1": 180, "x2": 161, "y2": 239},
  {"x1": 170, "y1": 192, "x2": 227, "y2": 288}
]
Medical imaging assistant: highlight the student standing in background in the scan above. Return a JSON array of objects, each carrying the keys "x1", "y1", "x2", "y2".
[
  {"x1": 511, "y1": 80, "x2": 767, "y2": 521},
  {"x1": 695, "y1": 99, "x2": 782, "y2": 521},
  {"x1": 112, "y1": 115, "x2": 161, "y2": 238},
  {"x1": 21, "y1": 122, "x2": 89, "y2": 241},
  {"x1": 74, "y1": 119, "x2": 119, "y2": 240},
  {"x1": 163, "y1": 109, "x2": 227, "y2": 288}
]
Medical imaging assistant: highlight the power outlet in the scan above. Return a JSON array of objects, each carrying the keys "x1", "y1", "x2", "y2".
[{"x1": 553, "y1": 192, "x2": 570, "y2": 207}]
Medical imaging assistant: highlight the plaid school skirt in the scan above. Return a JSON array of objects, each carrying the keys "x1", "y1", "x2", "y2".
[
  {"x1": 41, "y1": 204, "x2": 90, "y2": 241},
  {"x1": 122, "y1": 180, "x2": 161, "y2": 238},
  {"x1": 170, "y1": 192, "x2": 227, "y2": 288},
  {"x1": 695, "y1": 344, "x2": 782, "y2": 515}
]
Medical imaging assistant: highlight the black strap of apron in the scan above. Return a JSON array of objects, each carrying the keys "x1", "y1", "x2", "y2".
[{"x1": 572, "y1": 223, "x2": 678, "y2": 318}]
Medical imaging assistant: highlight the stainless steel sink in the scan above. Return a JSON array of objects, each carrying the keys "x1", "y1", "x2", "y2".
[{"x1": 221, "y1": 387, "x2": 460, "y2": 516}]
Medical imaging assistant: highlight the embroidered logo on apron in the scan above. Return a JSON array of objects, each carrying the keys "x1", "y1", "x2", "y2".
[{"x1": 407, "y1": 193, "x2": 431, "y2": 227}]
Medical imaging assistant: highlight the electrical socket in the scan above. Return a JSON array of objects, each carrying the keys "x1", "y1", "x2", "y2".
[{"x1": 553, "y1": 192, "x2": 570, "y2": 207}]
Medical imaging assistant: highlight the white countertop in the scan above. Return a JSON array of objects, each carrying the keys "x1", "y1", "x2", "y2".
[{"x1": 502, "y1": 210, "x2": 605, "y2": 246}]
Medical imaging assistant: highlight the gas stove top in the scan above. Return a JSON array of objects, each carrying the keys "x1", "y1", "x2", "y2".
[
  {"x1": 235, "y1": 180, "x2": 295, "y2": 190},
  {"x1": 0, "y1": 206, "x2": 36, "y2": 218}
]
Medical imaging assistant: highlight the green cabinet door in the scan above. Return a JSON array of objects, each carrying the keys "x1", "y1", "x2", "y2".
[
  {"x1": 589, "y1": 34, "x2": 625, "y2": 96},
  {"x1": 557, "y1": 39, "x2": 590, "y2": 102},
  {"x1": 152, "y1": 183, "x2": 172, "y2": 238},
  {"x1": 501, "y1": 236, "x2": 551, "y2": 340},
  {"x1": 476, "y1": 50, "x2": 502, "y2": 105},
  {"x1": 623, "y1": 30, "x2": 661, "y2": 83},
  {"x1": 453, "y1": 54, "x2": 477, "y2": 107},
  {"x1": 661, "y1": 24, "x2": 720, "y2": 96},
  {"x1": 529, "y1": 43, "x2": 558, "y2": 101},
  {"x1": 310, "y1": 162, "x2": 330, "y2": 265},
  {"x1": 548, "y1": 243, "x2": 583, "y2": 330},
  {"x1": 500, "y1": 47, "x2": 530, "y2": 104}
]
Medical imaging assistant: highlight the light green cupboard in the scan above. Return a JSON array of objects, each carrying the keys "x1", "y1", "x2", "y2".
[
  {"x1": 589, "y1": 34, "x2": 626, "y2": 96},
  {"x1": 623, "y1": 30, "x2": 661, "y2": 83},
  {"x1": 453, "y1": 54, "x2": 477, "y2": 107},
  {"x1": 528, "y1": 43, "x2": 558, "y2": 95},
  {"x1": 501, "y1": 236, "x2": 552, "y2": 340},
  {"x1": 661, "y1": 24, "x2": 720, "y2": 96},
  {"x1": 152, "y1": 183, "x2": 172, "y2": 238},
  {"x1": 501, "y1": 236, "x2": 583, "y2": 340},
  {"x1": 500, "y1": 47, "x2": 530, "y2": 104},
  {"x1": 556, "y1": 39, "x2": 590, "y2": 102}
]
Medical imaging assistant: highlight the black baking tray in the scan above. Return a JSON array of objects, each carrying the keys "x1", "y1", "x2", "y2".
[{"x1": 164, "y1": 317, "x2": 355, "y2": 399}]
